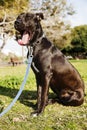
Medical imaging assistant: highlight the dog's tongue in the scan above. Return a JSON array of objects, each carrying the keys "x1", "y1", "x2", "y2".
[{"x1": 18, "y1": 31, "x2": 30, "y2": 46}]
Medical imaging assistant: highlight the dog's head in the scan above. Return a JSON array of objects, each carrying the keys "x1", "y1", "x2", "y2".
[{"x1": 14, "y1": 12, "x2": 44, "y2": 46}]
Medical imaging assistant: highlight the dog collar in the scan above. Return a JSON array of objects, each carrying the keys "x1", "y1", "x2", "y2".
[
  {"x1": 32, "y1": 33, "x2": 45, "y2": 47},
  {"x1": 27, "y1": 33, "x2": 45, "y2": 58}
]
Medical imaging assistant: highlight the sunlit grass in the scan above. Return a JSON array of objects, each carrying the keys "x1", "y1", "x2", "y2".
[
  {"x1": 70, "y1": 60, "x2": 87, "y2": 82},
  {"x1": 0, "y1": 60, "x2": 87, "y2": 130}
]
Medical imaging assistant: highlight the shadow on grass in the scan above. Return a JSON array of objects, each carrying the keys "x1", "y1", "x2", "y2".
[{"x1": 0, "y1": 85, "x2": 56, "y2": 110}]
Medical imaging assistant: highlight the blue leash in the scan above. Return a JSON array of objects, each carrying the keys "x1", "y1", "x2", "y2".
[{"x1": 0, "y1": 54, "x2": 33, "y2": 117}]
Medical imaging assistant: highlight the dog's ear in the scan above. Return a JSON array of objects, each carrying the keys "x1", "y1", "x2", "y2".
[{"x1": 36, "y1": 13, "x2": 44, "y2": 21}]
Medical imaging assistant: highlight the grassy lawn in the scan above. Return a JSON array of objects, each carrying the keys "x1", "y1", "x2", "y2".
[{"x1": 0, "y1": 60, "x2": 87, "y2": 130}]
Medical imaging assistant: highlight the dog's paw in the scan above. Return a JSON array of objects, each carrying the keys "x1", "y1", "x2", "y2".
[
  {"x1": 32, "y1": 113, "x2": 38, "y2": 117},
  {"x1": 30, "y1": 111, "x2": 39, "y2": 117}
]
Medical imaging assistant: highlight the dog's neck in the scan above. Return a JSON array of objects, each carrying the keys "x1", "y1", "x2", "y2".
[
  {"x1": 27, "y1": 33, "x2": 45, "y2": 57},
  {"x1": 32, "y1": 33, "x2": 45, "y2": 47}
]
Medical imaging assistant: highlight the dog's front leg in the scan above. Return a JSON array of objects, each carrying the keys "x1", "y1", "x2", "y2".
[
  {"x1": 31, "y1": 71, "x2": 52, "y2": 116},
  {"x1": 31, "y1": 74, "x2": 42, "y2": 117},
  {"x1": 37, "y1": 85, "x2": 42, "y2": 110},
  {"x1": 38, "y1": 73, "x2": 51, "y2": 114}
]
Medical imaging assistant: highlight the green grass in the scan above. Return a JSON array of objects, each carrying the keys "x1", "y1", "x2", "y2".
[{"x1": 0, "y1": 60, "x2": 87, "y2": 130}]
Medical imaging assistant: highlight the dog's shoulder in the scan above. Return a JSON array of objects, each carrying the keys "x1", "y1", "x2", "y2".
[{"x1": 51, "y1": 44, "x2": 63, "y2": 56}]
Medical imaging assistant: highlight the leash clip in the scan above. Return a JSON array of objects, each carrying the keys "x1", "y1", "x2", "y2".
[
  {"x1": 27, "y1": 46, "x2": 33, "y2": 58},
  {"x1": 27, "y1": 46, "x2": 33, "y2": 64},
  {"x1": 29, "y1": 46, "x2": 33, "y2": 57}
]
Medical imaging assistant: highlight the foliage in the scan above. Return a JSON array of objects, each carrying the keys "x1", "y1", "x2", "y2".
[
  {"x1": 62, "y1": 25, "x2": 87, "y2": 58},
  {"x1": 0, "y1": 0, "x2": 15, "y2": 6},
  {"x1": 71, "y1": 25, "x2": 87, "y2": 51},
  {"x1": 0, "y1": 76, "x2": 22, "y2": 88},
  {"x1": 0, "y1": 0, "x2": 28, "y2": 31},
  {"x1": 0, "y1": 0, "x2": 74, "y2": 52},
  {"x1": 30, "y1": 0, "x2": 74, "y2": 48},
  {"x1": 0, "y1": 0, "x2": 29, "y2": 52},
  {"x1": 0, "y1": 61, "x2": 87, "y2": 130}
]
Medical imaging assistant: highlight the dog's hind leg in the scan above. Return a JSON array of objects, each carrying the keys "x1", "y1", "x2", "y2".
[{"x1": 59, "y1": 89, "x2": 84, "y2": 106}]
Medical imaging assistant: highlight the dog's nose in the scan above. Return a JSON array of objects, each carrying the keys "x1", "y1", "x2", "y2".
[
  {"x1": 14, "y1": 20, "x2": 21, "y2": 29},
  {"x1": 15, "y1": 18, "x2": 23, "y2": 26},
  {"x1": 15, "y1": 20, "x2": 20, "y2": 25}
]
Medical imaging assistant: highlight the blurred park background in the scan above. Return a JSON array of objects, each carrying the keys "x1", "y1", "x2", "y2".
[{"x1": 0, "y1": 1, "x2": 87, "y2": 130}]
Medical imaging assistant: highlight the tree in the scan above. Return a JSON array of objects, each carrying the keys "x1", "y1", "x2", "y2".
[
  {"x1": 62, "y1": 25, "x2": 87, "y2": 58},
  {"x1": 0, "y1": 0, "x2": 28, "y2": 52},
  {"x1": 71, "y1": 25, "x2": 87, "y2": 50},
  {"x1": 0, "y1": 0, "x2": 74, "y2": 52},
  {"x1": 29, "y1": 0, "x2": 74, "y2": 48}
]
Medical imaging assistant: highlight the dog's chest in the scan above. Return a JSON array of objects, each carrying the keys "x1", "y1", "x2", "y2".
[{"x1": 32, "y1": 50, "x2": 52, "y2": 74}]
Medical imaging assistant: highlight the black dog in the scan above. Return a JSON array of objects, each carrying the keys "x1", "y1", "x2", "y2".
[{"x1": 14, "y1": 12, "x2": 85, "y2": 116}]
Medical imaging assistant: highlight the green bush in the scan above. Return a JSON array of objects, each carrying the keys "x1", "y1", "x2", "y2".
[{"x1": 0, "y1": 76, "x2": 22, "y2": 89}]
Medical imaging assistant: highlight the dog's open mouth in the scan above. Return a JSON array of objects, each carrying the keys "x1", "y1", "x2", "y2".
[{"x1": 18, "y1": 31, "x2": 31, "y2": 46}]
